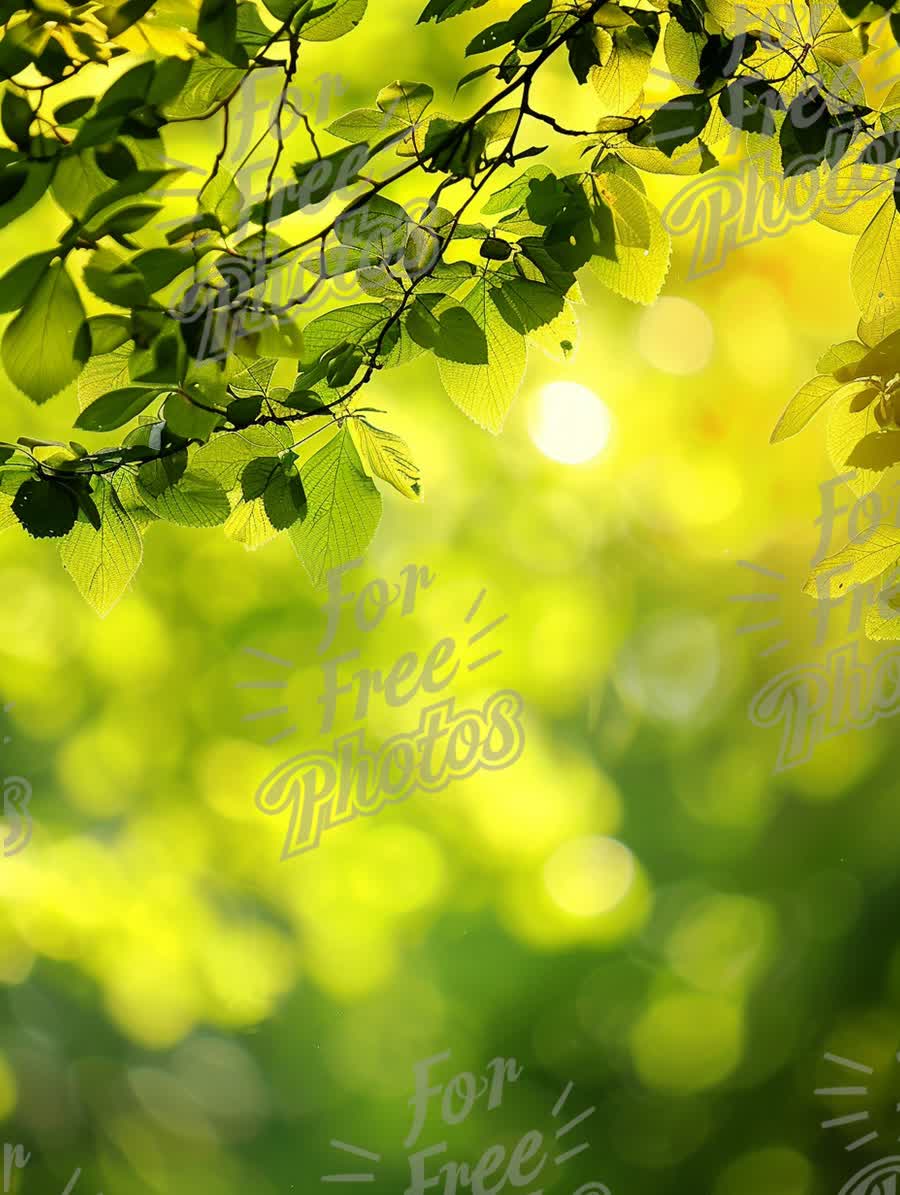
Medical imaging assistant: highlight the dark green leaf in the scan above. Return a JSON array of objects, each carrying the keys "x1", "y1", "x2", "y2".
[
  {"x1": 95, "y1": 142, "x2": 137, "y2": 181},
  {"x1": 636, "y1": 93, "x2": 711, "y2": 156},
  {"x1": 568, "y1": 23, "x2": 602, "y2": 84},
  {"x1": 12, "y1": 477, "x2": 78, "y2": 538},
  {"x1": 132, "y1": 248, "x2": 195, "y2": 292},
  {"x1": 75, "y1": 388, "x2": 162, "y2": 432},
  {"x1": 721, "y1": 79, "x2": 781, "y2": 135},
  {"x1": 780, "y1": 87, "x2": 833, "y2": 176},
  {"x1": 335, "y1": 195, "x2": 410, "y2": 262},
  {"x1": 249, "y1": 145, "x2": 370, "y2": 224},
  {"x1": 1, "y1": 90, "x2": 31, "y2": 151},
  {"x1": 83, "y1": 249, "x2": 151, "y2": 308},
  {"x1": 491, "y1": 276, "x2": 565, "y2": 333},
  {"x1": 860, "y1": 131, "x2": 900, "y2": 165},
  {"x1": 227, "y1": 396, "x2": 262, "y2": 426},
  {"x1": 0, "y1": 251, "x2": 55, "y2": 314},
  {"x1": 419, "y1": 0, "x2": 489, "y2": 22},
  {"x1": 479, "y1": 236, "x2": 513, "y2": 260},
  {"x1": 465, "y1": 0, "x2": 550, "y2": 55},
  {"x1": 147, "y1": 58, "x2": 194, "y2": 107},
  {"x1": 54, "y1": 97, "x2": 94, "y2": 125},
  {"x1": 2, "y1": 260, "x2": 90, "y2": 403},
  {"x1": 846, "y1": 431, "x2": 900, "y2": 470},
  {"x1": 199, "y1": 0, "x2": 240, "y2": 60},
  {"x1": 405, "y1": 294, "x2": 489, "y2": 363}
]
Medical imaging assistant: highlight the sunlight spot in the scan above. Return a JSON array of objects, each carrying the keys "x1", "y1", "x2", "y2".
[
  {"x1": 544, "y1": 836, "x2": 635, "y2": 916},
  {"x1": 638, "y1": 297, "x2": 714, "y2": 375},
  {"x1": 529, "y1": 381, "x2": 612, "y2": 465}
]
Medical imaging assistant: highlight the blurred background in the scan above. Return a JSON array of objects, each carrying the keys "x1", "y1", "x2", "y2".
[{"x1": 0, "y1": 2, "x2": 899, "y2": 1193}]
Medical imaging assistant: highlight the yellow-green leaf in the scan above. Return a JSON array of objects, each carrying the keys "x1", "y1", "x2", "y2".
[
  {"x1": 59, "y1": 478, "x2": 142, "y2": 616},
  {"x1": 2, "y1": 260, "x2": 89, "y2": 403},
  {"x1": 851, "y1": 196, "x2": 900, "y2": 324},
  {"x1": 591, "y1": 30, "x2": 651, "y2": 116},
  {"x1": 224, "y1": 497, "x2": 281, "y2": 550},
  {"x1": 437, "y1": 277, "x2": 527, "y2": 433},
  {"x1": 349, "y1": 418, "x2": 421, "y2": 500},
  {"x1": 804, "y1": 524, "x2": 900, "y2": 598},
  {"x1": 290, "y1": 425, "x2": 382, "y2": 588},
  {"x1": 588, "y1": 192, "x2": 671, "y2": 305},
  {"x1": 826, "y1": 382, "x2": 887, "y2": 495},
  {"x1": 771, "y1": 374, "x2": 843, "y2": 442}
]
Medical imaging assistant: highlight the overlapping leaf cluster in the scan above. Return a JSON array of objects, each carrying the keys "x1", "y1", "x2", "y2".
[{"x1": 0, "y1": 0, "x2": 897, "y2": 613}]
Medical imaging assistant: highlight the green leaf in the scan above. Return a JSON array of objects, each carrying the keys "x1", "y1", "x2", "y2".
[
  {"x1": 835, "y1": 330, "x2": 900, "y2": 383},
  {"x1": 423, "y1": 116, "x2": 486, "y2": 178},
  {"x1": 437, "y1": 276, "x2": 527, "y2": 433},
  {"x1": 77, "y1": 340, "x2": 134, "y2": 410},
  {"x1": 349, "y1": 417, "x2": 421, "y2": 499},
  {"x1": 147, "y1": 57, "x2": 194, "y2": 106},
  {"x1": 75, "y1": 387, "x2": 163, "y2": 432},
  {"x1": 568, "y1": 23, "x2": 603, "y2": 85},
  {"x1": 859, "y1": 131, "x2": 900, "y2": 165},
  {"x1": 250, "y1": 145, "x2": 370, "y2": 224},
  {"x1": 199, "y1": 169, "x2": 243, "y2": 233},
  {"x1": 771, "y1": 374, "x2": 846, "y2": 442},
  {"x1": 235, "y1": 2, "x2": 274, "y2": 50},
  {"x1": 491, "y1": 277, "x2": 565, "y2": 335},
  {"x1": 299, "y1": 0, "x2": 368, "y2": 40},
  {"x1": 1, "y1": 260, "x2": 90, "y2": 403},
  {"x1": 59, "y1": 477, "x2": 142, "y2": 616},
  {"x1": 199, "y1": 0, "x2": 240, "y2": 60},
  {"x1": 465, "y1": 0, "x2": 550, "y2": 55},
  {"x1": 194, "y1": 425, "x2": 292, "y2": 489},
  {"x1": 137, "y1": 469, "x2": 230, "y2": 527},
  {"x1": 852, "y1": 196, "x2": 900, "y2": 323},
  {"x1": 721, "y1": 79, "x2": 781, "y2": 136},
  {"x1": 326, "y1": 108, "x2": 408, "y2": 143},
  {"x1": 240, "y1": 456, "x2": 306, "y2": 529},
  {"x1": 0, "y1": 250, "x2": 55, "y2": 314},
  {"x1": 376, "y1": 80, "x2": 433, "y2": 123},
  {"x1": 482, "y1": 165, "x2": 551, "y2": 215},
  {"x1": 86, "y1": 316, "x2": 132, "y2": 356},
  {"x1": 405, "y1": 294, "x2": 489, "y2": 363},
  {"x1": 827, "y1": 383, "x2": 885, "y2": 496},
  {"x1": 479, "y1": 237, "x2": 513, "y2": 261},
  {"x1": 12, "y1": 476, "x2": 78, "y2": 538},
  {"x1": 846, "y1": 431, "x2": 900, "y2": 470},
  {"x1": 132, "y1": 248, "x2": 195, "y2": 293},
  {"x1": 53, "y1": 97, "x2": 94, "y2": 125},
  {"x1": 223, "y1": 496, "x2": 281, "y2": 549},
  {"x1": 588, "y1": 191, "x2": 671, "y2": 305},
  {"x1": 418, "y1": 0, "x2": 489, "y2": 23},
  {"x1": 592, "y1": 28, "x2": 653, "y2": 116},
  {"x1": 300, "y1": 303, "x2": 389, "y2": 366},
  {"x1": 335, "y1": 195, "x2": 411, "y2": 261},
  {"x1": 161, "y1": 55, "x2": 245, "y2": 120},
  {"x1": 161, "y1": 391, "x2": 221, "y2": 441},
  {"x1": 817, "y1": 340, "x2": 868, "y2": 374},
  {"x1": 780, "y1": 87, "x2": 837, "y2": 177},
  {"x1": 241, "y1": 456, "x2": 283, "y2": 501},
  {"x1": 592, "y1": 172, "x2": 652, "y2": 248},
  {"x1": 227, "y1": 396, "x2": 262, "y2": 427},
  {"x1": 1, "y1": 89, "x2": 31, "y2": 150},
  {"x1": 228, "y1": 355, "x2": 278, "y2": 396},
  {"x1": 291, "y1": 425, "x2": 382, "y2": 587},
  {"x1": 638, "y1": 92, "x2": 711, "y2": 156},
  {"x1": 83, "y1": 248, "x2": 150, "y2": 308},
  {"x1": 80, "y1": 168, "x2": 177, "y2": 231},
  {"x1": 804, "y1": 524, "x2": 900, "y2": 597},
  {"x1": 135, "y1": 446, "x2": 188, "y2": 497}
]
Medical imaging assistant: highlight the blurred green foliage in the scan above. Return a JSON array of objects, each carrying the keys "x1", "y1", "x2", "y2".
[{"x1": 1, "y1": 3, "x2": 900, "y2": 1195}]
